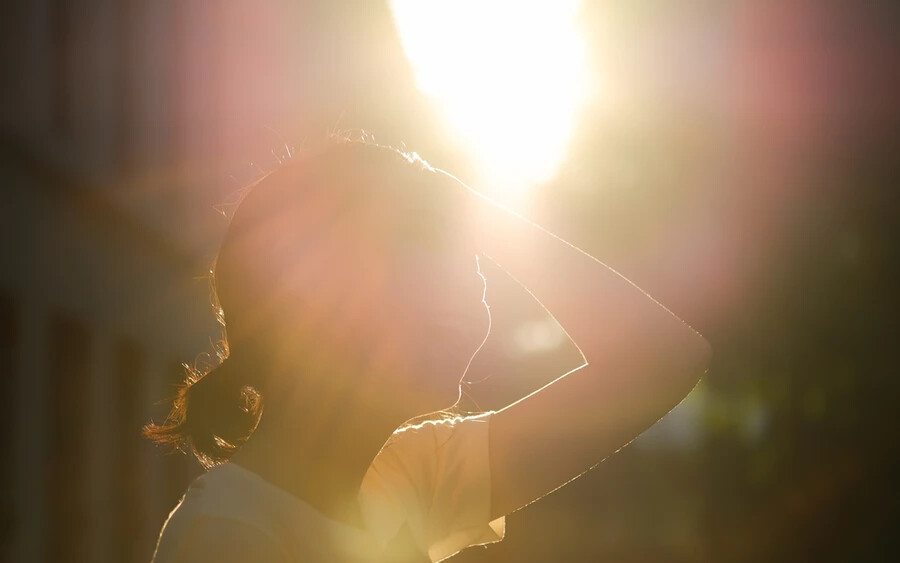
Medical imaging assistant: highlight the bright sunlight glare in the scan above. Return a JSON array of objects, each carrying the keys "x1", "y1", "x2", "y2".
[{"x1": 390, "y1": 0, "x2": 592, "y2": 200}]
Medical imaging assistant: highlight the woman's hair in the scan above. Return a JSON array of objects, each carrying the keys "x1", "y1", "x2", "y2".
[{"x1": 144, "y1": 138, "x2": 439, "y2": 469}]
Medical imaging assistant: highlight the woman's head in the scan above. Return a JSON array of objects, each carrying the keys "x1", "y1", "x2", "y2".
[{"x1": 146, "y1": 140, "x2": 491, "y2": 467}]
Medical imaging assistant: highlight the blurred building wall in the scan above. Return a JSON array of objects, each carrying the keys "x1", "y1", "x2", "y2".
[{"x1": 0, "y1": 1, "x2": 218, "y2": 561}]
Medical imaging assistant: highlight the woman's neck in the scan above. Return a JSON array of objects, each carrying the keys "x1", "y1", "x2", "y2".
[{"x1": 229, "y1": 377, "x2": 409, "y2": 529}]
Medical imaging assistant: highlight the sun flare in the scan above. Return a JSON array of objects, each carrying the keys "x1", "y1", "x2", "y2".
[{"x1": 390, "y1": 0, "x2": 592, "y2": 201}]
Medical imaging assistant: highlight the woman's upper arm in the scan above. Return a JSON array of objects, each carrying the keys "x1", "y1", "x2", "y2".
[{"x1": 174, "y1": 516, "x2": 287, "y2": 563}]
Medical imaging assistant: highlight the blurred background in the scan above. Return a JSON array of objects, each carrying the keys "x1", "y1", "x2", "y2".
[{"x1": 0, "y1": 1, "x2": 897, "y2": 561}]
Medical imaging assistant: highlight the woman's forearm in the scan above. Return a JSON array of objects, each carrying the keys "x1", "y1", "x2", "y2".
[{"x1": 463, "y1": 179, "x2": 711, "y2": 380}]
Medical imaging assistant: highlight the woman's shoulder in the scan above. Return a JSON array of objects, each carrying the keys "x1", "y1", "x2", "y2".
[
  {"x1": 381, "y1": 412, "x2": 493, "y2": 457},
  {"x1": 153, "y1": 464, "x2": 287, "y2": 562},
  {"x1": 391, "y1": 411, "x2": 492, "y2": 442},
  {"x1": 179, "y1": 464, "x2": 269, "y2": 518}
]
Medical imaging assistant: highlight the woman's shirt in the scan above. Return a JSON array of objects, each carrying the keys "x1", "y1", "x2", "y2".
[{"x1": 152, "y1": 412, "x2": 506, "y2": 563}]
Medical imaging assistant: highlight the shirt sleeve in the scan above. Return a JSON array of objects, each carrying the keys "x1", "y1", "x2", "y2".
[{"x1": 359, "y1": 412, "x2": 506, "y2": 562}]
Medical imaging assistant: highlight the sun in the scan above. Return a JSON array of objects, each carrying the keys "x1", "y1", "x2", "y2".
[{"x1": 390, "y1": 0, "x2": 593, "y2": 203}]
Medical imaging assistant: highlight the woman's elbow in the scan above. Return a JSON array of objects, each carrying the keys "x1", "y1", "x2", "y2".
[
  {"x1": 693, "y1": 332, "x2": 713, "y2": 374},
  {"x1": 678, "y1": 330, "x2": 711, "y2": 391},
  {"x1": 654, "y1": 322, "x2": 711, "y2": 394}
]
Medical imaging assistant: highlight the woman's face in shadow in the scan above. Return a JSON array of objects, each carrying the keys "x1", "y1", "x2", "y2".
[
  {"x1": 382, "y1": 248, "x2": 491, "y2": 405},
  {"x1": 358, "y1": 189, "x2": 491, "y2": 411}
]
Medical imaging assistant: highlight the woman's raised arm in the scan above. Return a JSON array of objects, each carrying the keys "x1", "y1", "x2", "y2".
[{"x1": 439, "y1": 170, "x2": 712, "y2": 520}]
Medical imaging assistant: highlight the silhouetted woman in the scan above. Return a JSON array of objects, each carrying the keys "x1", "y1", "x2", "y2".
[{"x1": 147, "y1": 139, "x2": 711, "y2": 562}]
